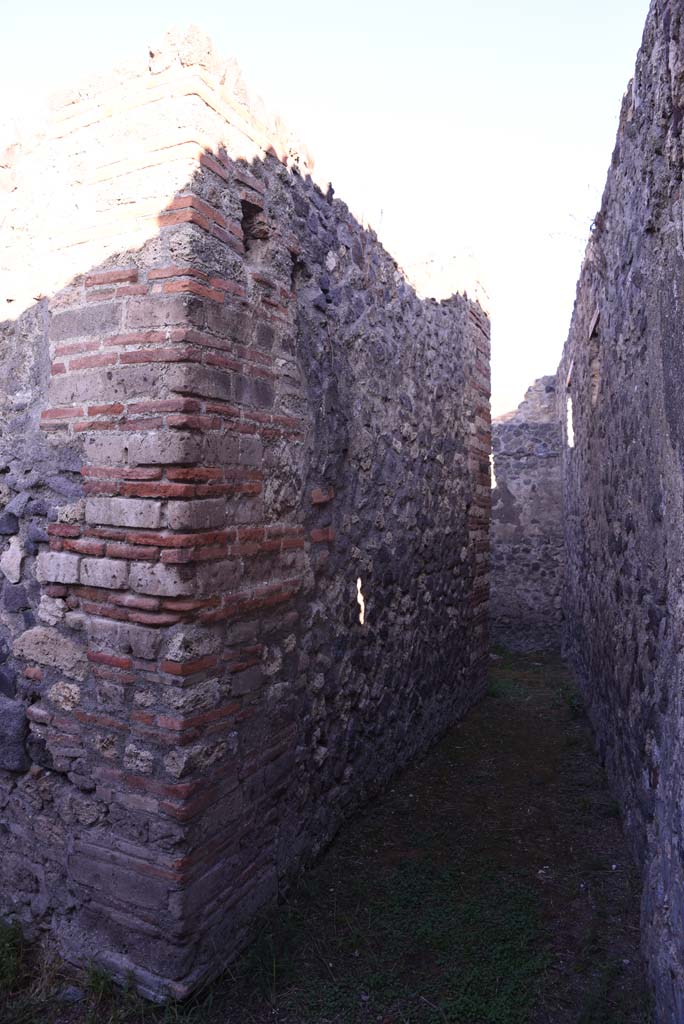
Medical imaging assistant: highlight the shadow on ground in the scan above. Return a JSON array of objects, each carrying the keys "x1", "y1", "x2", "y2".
[{"x1": 0, "y1": 651, "x2": 651, "y2": 1024}]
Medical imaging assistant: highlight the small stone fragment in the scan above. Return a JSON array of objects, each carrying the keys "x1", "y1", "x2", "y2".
[{"x1": 0, "y1": 537, "x2": 24, "y2": 584}]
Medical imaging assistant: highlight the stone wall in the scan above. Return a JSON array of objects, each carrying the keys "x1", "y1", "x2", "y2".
[
  {"x1": 0, "y1": 30, "x2": 490, "y2": 999},
  {"x1": 490, "y1": 376, "x2": 563, "y2": 651},
  {"x1": 558, "y1": 1, "x2": 684, "y2": 1017}
]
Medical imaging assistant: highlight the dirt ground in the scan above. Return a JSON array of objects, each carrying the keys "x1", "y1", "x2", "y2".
[{"x1": 0, "y1": 651, "x2": 652, "y2": 1024}]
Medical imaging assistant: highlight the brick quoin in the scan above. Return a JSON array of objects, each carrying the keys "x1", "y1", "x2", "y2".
[{"x1": 0, "y1": 26, "x2": 491, "y2": 1004}]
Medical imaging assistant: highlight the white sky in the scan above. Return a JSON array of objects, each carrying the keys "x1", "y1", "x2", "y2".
[{"x1": 1, "y1": 0, "x2": 650, "y2": 415}]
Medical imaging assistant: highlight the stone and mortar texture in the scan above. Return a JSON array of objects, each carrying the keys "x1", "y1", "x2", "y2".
[
  {"x1": 490, "y1": 376, "x2": 563, "y2": 652},
  {"x1": 558, "y1": 1, "x2": 684, "y2": 1017},
  {"x1": 0, "y1": 30, "x2": 491, "y2": 999}
]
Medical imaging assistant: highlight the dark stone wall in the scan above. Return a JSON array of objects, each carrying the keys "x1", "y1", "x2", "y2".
[
  {"x1": 490, "y1": 377, "x2": 563, "y2": 651},
  {"x1": 0, "y1": 30, "x2": 490, "y2": 999},
  {"x1": 558, "y1": 2, "x2": 684, "y2": 1017},
  {"x1": 0, "y1": 301, "x2": 88, "y2": 942}
]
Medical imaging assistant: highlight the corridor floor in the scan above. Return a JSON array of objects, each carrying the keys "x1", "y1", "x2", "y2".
[{"x1": 2, "y1": 652, "x2": 651, "y2": 1024}]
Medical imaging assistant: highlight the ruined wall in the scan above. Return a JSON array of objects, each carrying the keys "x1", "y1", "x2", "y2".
[
  {"x1": 559, "y1": 1, "x2": 684, "y2": 1017},
  {"x1": 0, "y1": 30, "x2": 490, "y2": 999},
  {"x1": 490, "y1": 376, "x2": 563, "y2": 651}
]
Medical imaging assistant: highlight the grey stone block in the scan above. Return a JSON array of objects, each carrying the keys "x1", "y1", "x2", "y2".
[
  {"x1": 129, "y1": 432, "x2": 201, "y2": 467},
  {"x1": 85, "y1": 497, "x2": 161, "y2": 529},
  {"x1": 49, "y1": 302, "x2": 120, "y2": 342},
  {"x1": 165, "y1": 499, "x2": 225, "y2": 531},
  {"x1": 80, "y1": 557, "x2": 128, "y2": 590},
  {"x1": 36, "y1": 551, "x2": 81, "y2": 584},
  {"x1": 128, "y1": 562, "x2": 195, "y2": 597}
]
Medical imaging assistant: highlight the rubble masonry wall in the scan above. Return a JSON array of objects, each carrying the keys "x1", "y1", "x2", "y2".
[
  {"x1": 0, "y1": 31, "x2": 490, "y2": 998},
  {"x1": 558, "y1": 1, "x2": 684, "y2": 1017},
  {"x1": 490, "y1": 376, "x2": 563, "y2": 652}
]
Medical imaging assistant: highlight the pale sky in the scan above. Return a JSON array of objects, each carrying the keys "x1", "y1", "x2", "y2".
[{"x1": 1, "y1": 0, "x2": 650, "y2": 416}]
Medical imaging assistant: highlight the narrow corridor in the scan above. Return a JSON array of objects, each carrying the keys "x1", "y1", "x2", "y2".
[{"x1": 3, "y1": 652, "x2": 650, "y2": 1024}]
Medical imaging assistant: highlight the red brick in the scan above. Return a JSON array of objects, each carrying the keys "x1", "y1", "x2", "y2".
[
  {"x1": 41, "y1": 406, "x2": 85, "y2": 420},
  {"x1": 231, "y1": 481, "x2": 262, "y2": 496},
  {"x1": 87, "y1": 403, "x2": 124, "y2": 416},
  {"x1": 167, "y1": 194, "x2": 227, "y2": 229},
  {"x1": 161, "y1": 543, "x2": 226, "y2": 564},
  {"x1": 127, "y1": 398, "x2": 200, "y2": 414},
  {"x1": 160, "y1": 597, "x2": 219, "y2": 611},
  {"x1": 194, "y1": 484, "x2": 230, "y2": 498},
  {"x1": 115, "y1": 285, "x2": 148, "y2": 297},
  {"x1": 282, "y1": 537, "x2": 305, "y2": 550},
  {"x1": 159, "y1": 548, "x2": 194, "y2": 564},
  {"x1": 69, "y1": 353, "x2": 118, "y2": 371},
  {"x1": 117, "y1": 417, "x2": 165, "y2": 431},
  {"x1": 199, "y1": 152, "x2": 230, "y2": 182},
  {"x1": 158, "y1": 207, "x2": 212, "y2": 233},
  {"x1": 235, "y1": 345, "x2": 274, "y2": 367},
  {"x1": 311, "y1": 486, "x2": 334, "y2": 505},
  {"x1": 124, "y1": 529, "x2": 229, "y2": 549},
  {"x1": 234, "y1": 166, "x2": 266, "y2": 194},
  {"x1": 120, "y1": 482, "x2": 195, "y2": 499},
  {"x1": 63, "y1": 537, "x2": 106, "y2": 556},
  {"x1": 159, "y1": 794, "x2": 214, "y2": 822},
  {"x1": 162, "y1": 279, "x2": 224, "y2": 303},
  {"x1": 131, "y1": 710, "x2": 156, "y2": 726},
  {"x1": 106, "y1": 542, "x2": 159, "y2": 561},
  {"x1": 156, "y1": 701, "x2": 239, "y2": 731},
  {"x1": 84, "y1": 481, "x2": 118, "y2": 496},
  {"x1": 166, "y1": 467, "x2": 223, "y2": 482},
  {"x1": 85, "y1": 269, "x2": 138, "y2": 287},
  {"x1": 122, "y1": 467, "x2": 163, "y2": 480},
  {"x1": 310, "y1": 527, "x2": 335, "y2": 544},
  {"x1": 166, "y1": 414, "x2": 221, "y2": 430},
  {"x1": 54, "y1": 340, "x2": 101, "y2": 358},
  {"x1": 204, "y1": 401, "x2": 241, "y2": 418},
  {"x1": 75, "y1": 710, "x2": 126, "y2": 731},
  {"x1": 237, "y1": 527, "x2": 265, "y2": 541},
  {"x1": 119, "y1": 347, "x2": 196, "y2": 365},
  {"x1": 73, "y1": 420, "x2": 118, "y2": 432},
  {"x1": 109, "y1": 592, "x2": 160, "y2": 611},
  {"x1": 148, "y1": 265, "x2": 209, "y2": 282},
  {"x1": 84, "y1": 526, "x2": 126, "y2": 540},
  {"x1": 81, "y1": 601, "x2": 129, "y2": 622},
  {"x1": 160, "y1": 655, "x2": 218, "y2": 677},
  {"x1": 104, "y1": 330, "x2": 182, "y2": 348},
  {"x1": 47, "y1": 523, "x2": 81, "y2": 538},
  {"x1": 51, "y1": 363, "x2": 67, "y2": 375},
  {"x1": 93, "y1": 665, "x2": 136, "y2": 684},
  {"x1": 205, "y1": 352, "x2": 241, "y2": 371},
  {"x1": 87, "y1": 651, "x2": 132, "y2": 670}
]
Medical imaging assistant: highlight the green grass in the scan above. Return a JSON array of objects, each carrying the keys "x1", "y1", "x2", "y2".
[
  {"x1": 488, "y1": 673, "x2": 533, "y2": 703},
  {"x1": 219, "y1": 858, "x2": 549, "y2": 1024},
  {"x1": 0, "y1": 921, "x2": 23, "y2": 992}
]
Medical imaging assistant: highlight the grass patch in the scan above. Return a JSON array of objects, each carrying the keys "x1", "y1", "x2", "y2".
[
  {"x1": 488, "y1": 673, "x2": 533, "y2": 704},
  {"x1": 0, "y1": 921, "x2": 23, "y2": 992},
  {"x1": 223, "y1": 859, "x2": 549, "y2": 1024}
]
